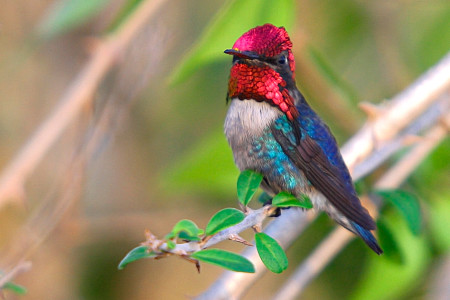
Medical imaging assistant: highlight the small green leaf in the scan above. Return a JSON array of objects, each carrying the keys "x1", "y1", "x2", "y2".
[
  {"x1": 37, "y1": 0, "x2": 109, "y2": 39},
  {"x1": 206, "y1": 208, "x2": 246, "y2": 236},
  {"x1": 272, "y1": 192, "x2": 313, "y2": 209},
  {"x1": 255, "y1": 232, "x2": 288, "y2": 273},
  {"x1": 376, "y1": 190, "x2": 422, "y2": 235},
  {"x1": 191, "y1": 249, "x2": 255, "y2": 273},
  {"x1": 118, "y1": 246, "x2": 156, "y2": 270},
  {"x1": 166, "y1": 240, "x2": 176, "y2": 249},
  {"x1": 3, "y1": 282, "x2": 27, "y2": 295},
  {"x1": 258, "y1": 192, "x2": 272, "y2": 204},
  {"x1": 178, "y1": 231, "x2": 201, "y2": 241},
  {"x1": 377, "y1": 218, "x2": 403, "y2": 264},
  {"x1": 171, "y1": 219, "x2": 202, "y2": 238},
  {"x1": 237, "y1": 170, "x2": 263, "y2": 206}
]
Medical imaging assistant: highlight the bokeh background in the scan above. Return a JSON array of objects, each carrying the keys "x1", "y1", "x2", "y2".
[{"x1": 0, "y1": 0, "x2": 449, "y2": 299}]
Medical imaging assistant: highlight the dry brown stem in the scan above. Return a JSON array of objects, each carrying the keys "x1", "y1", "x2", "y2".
[{"x1": 0, "y1": 0, "x2": 167, "y2": 207}]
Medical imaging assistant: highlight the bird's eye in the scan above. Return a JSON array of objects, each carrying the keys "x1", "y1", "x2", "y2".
[{"x1": 278, "y1": 55, "x2": 287, "y2": 65}]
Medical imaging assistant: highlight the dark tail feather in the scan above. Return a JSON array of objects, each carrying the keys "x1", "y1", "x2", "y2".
[{"x1": 351, "y1": 222, "x2": 383, "y2": 255}]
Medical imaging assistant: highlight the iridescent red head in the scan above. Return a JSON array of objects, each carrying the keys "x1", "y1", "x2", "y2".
[
  {"x1": 229, "y1": 24, "x2": 295, "y2": 74},
  {"x1": 225, "y1": 24, "x2": 298, "y2": 120}
]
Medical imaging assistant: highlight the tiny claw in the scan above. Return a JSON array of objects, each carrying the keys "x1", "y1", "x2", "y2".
[
  {"x1": 229, "y1": 234, "x2": 253, "y2": 246},
  {"x1": 267, "y1": 206, "x2": 281, "y2": 217}
]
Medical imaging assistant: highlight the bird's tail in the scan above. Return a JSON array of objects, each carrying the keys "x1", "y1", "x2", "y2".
[{"x1": 351, "y1": 221, "x2": 383, "y2": 255}]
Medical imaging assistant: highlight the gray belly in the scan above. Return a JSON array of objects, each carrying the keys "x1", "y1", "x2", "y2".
[{"x1": 224, "y1": 99, "x2": 309, "y2": 196}]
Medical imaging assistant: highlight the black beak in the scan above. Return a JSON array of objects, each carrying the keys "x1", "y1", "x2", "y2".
[{"x1": 224, "y1": 49, "x2": 260, "y2": 60}]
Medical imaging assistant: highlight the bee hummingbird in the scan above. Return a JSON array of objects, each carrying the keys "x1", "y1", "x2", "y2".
[{"x1": 224, "y1": 24, "x2": 382, "y2": 254}]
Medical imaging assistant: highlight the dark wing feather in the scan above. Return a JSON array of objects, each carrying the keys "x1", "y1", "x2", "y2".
[{"x1": 271, "y1": 126, "x2": 376, "y2": 230}]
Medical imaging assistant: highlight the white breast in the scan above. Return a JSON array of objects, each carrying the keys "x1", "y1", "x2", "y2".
[{"x1": 224, "y1": 99, "x2": 281, "y2": 141}]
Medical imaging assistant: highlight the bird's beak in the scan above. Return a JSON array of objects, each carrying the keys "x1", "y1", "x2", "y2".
[{"x1": 224, "y1": 49, "x2": 260, "y2": 60}]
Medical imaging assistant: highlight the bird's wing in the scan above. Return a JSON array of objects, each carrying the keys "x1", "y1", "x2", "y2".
[{"x1": 271, "y1": 124, "x2": 376, "y2": 230}]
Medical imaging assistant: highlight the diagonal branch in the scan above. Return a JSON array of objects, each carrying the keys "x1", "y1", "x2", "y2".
[
  {"x1": 196, "y1": 52, "x2": 450, "y2": 300},
  {"x1": 272, "y1": 112, "x2": 449, "y2": 300},
  {"x1": 0, "y1": 0, "x2": 167, "y2": 207}
]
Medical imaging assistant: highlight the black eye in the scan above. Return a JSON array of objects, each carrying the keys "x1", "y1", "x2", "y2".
[{"x1": 278, "y1": 55, "x2": 287, "y2": 65}]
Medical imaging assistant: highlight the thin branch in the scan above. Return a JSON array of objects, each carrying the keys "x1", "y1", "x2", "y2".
[
  {"x1": 142, "y1": 206, "x2": 272, "y2": 256},
  {"x1": 196, "y1": 52, "x2": 450, "y2": 299},
  {"x1": 342, "y1": 52, "x2": 450, "y2": 169},
  {"x1": 0, "y1": 261, "x2": 32, "y2": 289},
  {"x1": 272, "y1": 113, "x2": 449, "y2": 300},
  {"x1": 0, "y1": 0, "x2": 167, "y2": 207}
]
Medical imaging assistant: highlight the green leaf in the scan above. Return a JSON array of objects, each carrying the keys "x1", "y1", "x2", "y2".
[
  {"x1": 272, "y1": 192, "x2": 313, "y2": 209},
  {"x1": 171, "y1": 219, "x2": 202, "y2": 238},
  {"x1": 205, "y1": 208, "x2": 246, "y2": 236},
  {"x1": 258, "y1": 191, "x2": 272, "y2": 204},
  {"x1": 255, "y1": 232, "x2": 288, "y2": 273},
  {"x1": 118, "y1": 246, "x2": 156, "y2": 270},
  {"x1": 166, "y1": 240, "x2": 176, "y2": 249},
  {"x1": 178, "y1": 231, "x2": 201, "y2": 242},
  {"x1": 237, "y1": 170, "x2": 263, "y2": 206},
  {"x1": 3, "y1": 282, "x2": 27, "y2": 295},
  {"x1": 37, "y1": 0, "x2": 109, "y2": 39},
  {"x1": 169, "y1": 0, "x2": 296, "y2": 84},
  {"x1": 376, "y1": 190, "x2": 422, "y2": 235},
  {"x1": 350, "y1": 209, "x2": 430, "y2": 300},
  {"x1": 191, "y1": 249, "x2": 255, "y2": 273},
  {"x1": 377, "y1": 218, "x2": 403, "y2": 264}
]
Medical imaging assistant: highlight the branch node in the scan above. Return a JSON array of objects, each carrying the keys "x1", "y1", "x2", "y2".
[
  {"x1": 228, "y1": 234, "x2": 253, "y2": 246},
  {"x1": 359, "y1": 102, "x2": 384, "y2": 121}
]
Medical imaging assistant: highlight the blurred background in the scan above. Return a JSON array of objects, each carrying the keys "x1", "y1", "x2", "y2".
[{"x1": 0, "y1": 0, "x2": 449, "y2": 299}]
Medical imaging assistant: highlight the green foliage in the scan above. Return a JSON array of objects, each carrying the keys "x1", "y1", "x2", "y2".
[
  {"x1": 376, "y1": 218, "x2": 403, "y2": 264},
  {"x1": 376, "y1": 190, "x2": 422, "y2": 235},
  {"x1": 118, "y1": 246, "x2": 156, "y2": 270},
  {"x1": 237, "y1": 170, "x2": 263, "y2": 206},
  {"x1": 37, "y1": 0, "x2": 109, "y2": 39},
  {"x1": 167, "y1": 219, "x2": 204, "y2": 241},
  {"x1": 272, "y1": 191, "x2": 313, "y2": 209},
  {"x1": 2, "y1": 281, "x2": 27, "y2": 295},
  {"x1": 205, "y1": 208, "x2": 245, "y2": 236},
  {"x1": 160, "y1": 130, "x2": 237, "y2": 197},
  {"x1": 191, "y1": 249, "x2": 255, "y2": 273},
  {"x1": 107, "y1": 0, "x2": 144, "y2": 32},
  {"x1": 350, "y1": 210, "x2": 430, "y2": 300},
  {"x1": 427, "y1": 191, "x2": 450, "y2": 252},
  {"x1": 169, "y1": 0, "x2": 296, "y2": 84},
  {"x1": 258, "y1": 192, "x2": 272, "y2": 205},
  {"x1": 308, "y1": 46, "x2": 359, "y2": 107},
  {"x1": 255, "y1": 232, "x2": 288, "y2": 273}
]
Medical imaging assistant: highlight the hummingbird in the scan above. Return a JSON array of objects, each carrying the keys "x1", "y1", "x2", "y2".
[{"x1": 224, "y1": 24, "x2": 382, "y2": 254}]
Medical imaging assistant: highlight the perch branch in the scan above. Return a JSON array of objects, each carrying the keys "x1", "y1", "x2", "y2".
[
  {"x1": 272, "y1": 112, "x2": 449, "y2": 300},
  {"x1": 196, "y1": 52, "x2": 450, "y2": 299}
]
